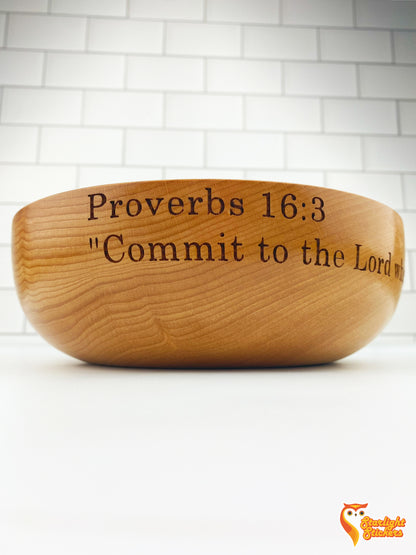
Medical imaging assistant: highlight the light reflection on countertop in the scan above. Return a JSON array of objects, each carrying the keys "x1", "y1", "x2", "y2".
[{"x1": 1, "y1": 340, "x2": 415, "y2": 554}]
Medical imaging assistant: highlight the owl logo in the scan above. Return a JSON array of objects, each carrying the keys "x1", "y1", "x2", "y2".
[{"x1": 340, "y1": 503, "x2": 368, "y2": 546}]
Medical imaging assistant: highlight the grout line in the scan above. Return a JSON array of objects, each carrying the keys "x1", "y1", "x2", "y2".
[
  {"x1": 2, "y1": 11, "x2": 9, "y2": 48},
  {"x1": 162, "y1": 91, "x2": 167, "y2": 128},
  {"x1": 84, "y1": 16, "x2": 90, "y2": 51},
  {"x1": 396, "y1": 100, "x2": 402, "y2": 136},
  {"x1": 162, "y1": 20, "x2": 167, "y2": 55},
  {"x1": 391, "y1": 29, "x2": 396, "y2": 63},
  {"x1": 4, "y1": 83, "x2": 415, "y2": 102},
  {"x1": 80, "y1": 88, "x2": 86, "y2": 125},
  {"x1": 410, "y1": 250, "x2": 416, "y2": 291},
  {"x1": 4, "y1": 45, "x2": 416, "y2": 66},
  {"x1": 5, "y1": 121, "x2": 414, "y2": 137},
  {"x1": 203, "y1": 57, "x2": 207, "y2": 92},
  {"x1": 356, "y1": 63, "x2": 361, "y2": 97},
  {"x1": 0, "y1": 331, "x2": 41, "y2": 337},
  {"x1": 203, "y1": 130, "x2": 207, "y2": 168},
  {"x1": 316, "y1": 28, "x2": 322, "y2": 61},
  {"x1": 75, "y1": 164, "x2": 80, "y2": 189},
  {"x1": 35, "y1": 126, "x2": 42, "y2": 163},
  {"x1": 282, "y1": 133, "x2": 287, "y2": 170},
  {"x1": 319, "y1": 98, "x2": 325, "y2": 132},
  {"x1": 1, "y1": 11, "x2": 416, "y2": 32},
  {"x1": 41, "y1": 51, "x2": 47, "y2": 86},
  {"x1": 6, "y1": 165, "x2": 411, "y2": 176},
  {"x1": 240, "y1": 24, "x2": 244, "y2": 58},
  {"x1": 352, "y1": 0, "x2": 357, "y2": 28},
  {"x1": 122, "y1": 54, "x2": 128, "y2": 90},
  {"x1": 121, "y1": 129, "x2": 127, "y2": 165},
  {"x1": 401, "y1": 173, "x2": 407, "y2": 210},
  {"x1": 360, "y1": 135, "x2": 365, "y2": 171}
]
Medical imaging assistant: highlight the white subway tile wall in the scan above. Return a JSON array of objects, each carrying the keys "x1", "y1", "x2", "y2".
[
  {"x1": 130, "y1": 0, "x2": 204, "y2": 21},
  {"x1": 0, "y1": 0, "x2": 415, "y2": 342}
]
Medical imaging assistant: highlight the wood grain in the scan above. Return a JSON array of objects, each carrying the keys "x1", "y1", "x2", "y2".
[{"x1": 12, "y1": 179, "x2": 405, "y2": 367}]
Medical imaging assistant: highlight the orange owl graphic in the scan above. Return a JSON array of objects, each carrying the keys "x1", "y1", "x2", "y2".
[{"x1": 340, "y1": 503, "x2": 368, "y2": 546}]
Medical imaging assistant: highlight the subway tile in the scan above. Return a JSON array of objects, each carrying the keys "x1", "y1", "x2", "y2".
[
  {"x1": 7, "y1": 14, "x2": 86, "y2": 51},
  {"x1": 166, "y1": 22, "x2": 240, "y2": 57},
  {"x1": 364, "y1": 137, "x2": 416, "y2": 172},
  {"x1": 79, "y1": 166, "x2": 163, "y2": 188},
  {"x1": 356, "y1": 0, "x2": 416, "y2": 30},
  {"x1": 207, "y1": 59, "x2": 281, "y2": 94},
  {"x1": 404, "y1": 175, "x2": 416, "y2": 209},
  {"x1": 45, "y1": 53, "x2": 124, "y2": 89},
  {"x1": 0, "y1": 165, "x2": 76, "y2": 202},
  {"x1": 0, "y1": 51, "x2": 43, "y2": 86},
  {"x1": 360, "y1": 65, "x2": 416, "y2": 99},
  {"x1": 282, "y1": 0, "x2": 353, "y2": 26},
  {"x1": 0, "y1": 0, "x2": 47, "y2": 11},
  {"x1": 323, "y1": 99, "x2": 397, "y2": 134},
  {"x1": 245, "y1": 169, "x2": 325, "y2": 187},
  {"x1": 400, "y1": 101, "x2": 416, "y2": 135},
  {"x1": 127, "y1": 56, "x2": 203, "y2": 91},
  {"x1": 0, "y1": 204, "x2": 21, "y2": 244},
  {"x1": 321, "y1": 29, "x2": 392, "y2": 62},
  {"x1": 384, "y1": 293, "x2": 416, "y2": 334},
  {"x1": 166, "y1": 93, "x2": 243, "y2": 129},
  {"x1": 0, "y1": 290, "x2": 25, "y2": 333},
  {"x1": 394, "y1": 31, "x2": 416, "y2": 63},
  {"x1": 0, "y1": 247, "x2": 14, "y2": 288},
  {"x1": 244, "y1": 26, "x2": 317, "y2": 60},
  {"x1": 84, "y1": 91, "x2": 163, "y2": 127},
  {"x1": 207, "y1": 0, "x2": 279, "y2": 24},
  {"x1": 1, "y1": 88, "x2": 82, "y2": 125},
  {"x1": 130, "y1": 0, "x2": 203, "y2": 20},
  {"x1": 401, "y1": 213, "x2": 416, "y2": 249},
  {"x1": 0, "y1": 126, "x2": 37, "y2": 163},
  {"x1": 246, "y1": 96, "x2": 320, "y2": 131},
  {"x1": 88, "y1": 18, "x2": 163, "y2": 54},
  {"x1": 207, "y1": 131, "x2": 284, "y2": 169},
  {"x1": 126, "y1": 130, "x2": 203, "y2": 167},
  {"x1": 50, "y1": 0, "x2": 127, "y2": 17},
  {"x1": 326, "y1": 172, "x2": 403, "y2": 209},
  {"x1": 287, "y1": 134, "x2": 361, "y2": 170},
  {"x1": 285, "y1": 62, "x2": 356, "y2": 97},
  {"x1": 165, "y1": 168, "x2": 245, "y2": 179},
  {"x1": 40, "y1": 127, "x2": 123, "y2": 164}
]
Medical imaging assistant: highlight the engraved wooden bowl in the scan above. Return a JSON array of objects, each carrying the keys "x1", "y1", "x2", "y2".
[{"x1": 12, "y1": 180, "x2": 405, "y2": 367}]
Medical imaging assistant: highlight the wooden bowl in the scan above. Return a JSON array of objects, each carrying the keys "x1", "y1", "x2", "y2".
[{"x1": 12, "y1": 180, "x2": 405, "y2": 367}]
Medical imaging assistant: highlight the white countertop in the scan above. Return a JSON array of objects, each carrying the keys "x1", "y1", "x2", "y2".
[{"x1": 1, "y1": 340, "x2": 415, "y2": 554}]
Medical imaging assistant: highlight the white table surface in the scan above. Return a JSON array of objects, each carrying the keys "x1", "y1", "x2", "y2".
[{"x1": 1, "y1": 339, "x2": 415, "y2": 555}]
